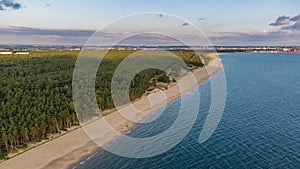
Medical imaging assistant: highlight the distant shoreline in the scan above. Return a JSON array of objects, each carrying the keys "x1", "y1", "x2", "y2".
[
  {"x1": 0, "y1": 57, "x2": 222, "y2": 169},
  {"x1": 1, "y1": 45, "x2": 300, "y2": 54}
]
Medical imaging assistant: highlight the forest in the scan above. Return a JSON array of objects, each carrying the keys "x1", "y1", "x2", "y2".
[{"x1": 0, "y1": 49, "x2": 204, "y2": 159}]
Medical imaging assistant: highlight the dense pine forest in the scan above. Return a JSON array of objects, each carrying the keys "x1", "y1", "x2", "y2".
[{"x1": 0, "y1": 49, "x2": 204, "y2": 159}]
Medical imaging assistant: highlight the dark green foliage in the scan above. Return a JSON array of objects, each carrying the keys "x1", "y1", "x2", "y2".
[
  {"x1": 172, "y1": 50, "x2": 205, "y2": 67},
  {"x1": 157, "y1": 75, "x2": 170, "y2": 83},
  {"x1": 0, "y1": 51, "x2": 78, "y2": 158}
]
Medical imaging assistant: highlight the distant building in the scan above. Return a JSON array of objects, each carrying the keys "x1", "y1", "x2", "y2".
[
  {"x1": 0, "y1": 51, "x2": 13, "y2": 54},
  {"x1": 70, "y1": 48, "x2": 81, "y2": 51},
  {"x1": 15, "y1": 52, "x2": 30, "y2": 55},
  {"x1": 282, "y1": 48, "x2": 289, "y2": 52}
]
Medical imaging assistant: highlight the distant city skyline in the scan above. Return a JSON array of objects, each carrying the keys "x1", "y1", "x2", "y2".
[{"x1": 0, "y1": 0, "x2": 299, "y2": 46}]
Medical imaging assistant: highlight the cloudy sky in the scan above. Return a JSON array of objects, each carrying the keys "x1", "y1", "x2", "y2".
[{"x1": 0, "y1": 0, "x2": 300, "y2": 46}]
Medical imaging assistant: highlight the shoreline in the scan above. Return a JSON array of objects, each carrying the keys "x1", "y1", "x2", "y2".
[{"x1": 0, "y1": 57, "x2": 222, "y2": 169}]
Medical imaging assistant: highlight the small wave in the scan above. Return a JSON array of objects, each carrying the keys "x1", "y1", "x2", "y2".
[
  {"x1": 72, "y1": 151, "x2": 99, "y2": 169},
  {"x1": 125, "y1": 130, "x2": 131, "y2": 134}
]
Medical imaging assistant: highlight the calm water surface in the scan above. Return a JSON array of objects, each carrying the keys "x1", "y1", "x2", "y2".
[{"x1": 76, "y1": 53, "x2": 300, "y2": 169}]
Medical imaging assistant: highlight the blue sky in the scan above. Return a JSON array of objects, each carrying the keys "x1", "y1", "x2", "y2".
[{"x1": 0, "y1": 0, "x2": 300, "y2": 45}]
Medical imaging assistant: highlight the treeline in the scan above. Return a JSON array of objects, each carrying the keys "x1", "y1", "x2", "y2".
[{"x1": 0, "y1": 50, "x2": 204, "y2": 159}]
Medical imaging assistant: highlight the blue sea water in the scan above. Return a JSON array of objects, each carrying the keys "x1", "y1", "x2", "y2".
[{"x1": 76, "y1": 53, "x2": 300, "y2": 169}]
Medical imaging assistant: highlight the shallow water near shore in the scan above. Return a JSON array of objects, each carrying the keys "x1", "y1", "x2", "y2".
[{"x1": 75, "y1": 53, "x2": 300, "y2": 169}]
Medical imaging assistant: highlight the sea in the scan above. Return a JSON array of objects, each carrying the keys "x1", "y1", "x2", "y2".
[{"x1": 75, "y1": 53, "x2": 300, "y2": 169}]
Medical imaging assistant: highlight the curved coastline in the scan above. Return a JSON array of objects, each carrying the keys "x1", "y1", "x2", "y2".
[{"x1": 0, "y1": 57, "x2": 222, "y2": 169}]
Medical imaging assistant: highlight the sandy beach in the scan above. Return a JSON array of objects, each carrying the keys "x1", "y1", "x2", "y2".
[{"x1": 0, "y1": 57, "x2": 222, "y2": 169}]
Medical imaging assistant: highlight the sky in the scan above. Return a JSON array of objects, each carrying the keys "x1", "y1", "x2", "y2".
[{"x1": 0, "y1": 0, "x2": 300, "y2": 46}]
